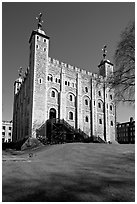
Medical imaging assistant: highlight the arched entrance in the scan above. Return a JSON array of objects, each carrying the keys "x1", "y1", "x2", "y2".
[{"x1": 49, "y1": 108, "x2": 56, "y2": 119}]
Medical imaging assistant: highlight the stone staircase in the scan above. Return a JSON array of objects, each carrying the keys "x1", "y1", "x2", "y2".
[{"x1": 36, "y1": 118, "x2": 106, "y2": 144}]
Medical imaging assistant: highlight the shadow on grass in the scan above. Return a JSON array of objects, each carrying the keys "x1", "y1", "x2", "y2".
[{"x1": 3, "y1": 172, "x2": 135, "y2": 202}]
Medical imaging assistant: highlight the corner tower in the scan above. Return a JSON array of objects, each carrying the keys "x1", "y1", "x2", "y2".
[
  {"x1": 98, "y1": 45, "x2": 113, "y2": 78},
  {"x1": 29, "y1": 13, "x2": 49, "y2": 137}
]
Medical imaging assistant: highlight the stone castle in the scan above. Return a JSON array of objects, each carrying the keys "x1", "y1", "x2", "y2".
[{"x1": 12, "y1": 13, "x2": 116, "y2": 143}]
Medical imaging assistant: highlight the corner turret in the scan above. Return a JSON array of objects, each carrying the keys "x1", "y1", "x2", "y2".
[{"x1": 98, "y1": 45, "x2": 113, "y2": 78}]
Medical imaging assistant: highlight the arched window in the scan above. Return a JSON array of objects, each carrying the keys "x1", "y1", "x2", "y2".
[
  {"x1": 110, "y1": 94, "x2": 113, "y2": 100},
  {"x1": 98, "y1": 102, "x2": 101, "y2": 108},
  {"x1": 98, "y1": 91, "x2": 101, "y2": 96},
  {"x1": 85, "y1": 87, "x2": 88, "y2": 93},
  {"x1": 111, "y1": 121, "x2": 113, "y2": 126},
  {"x1": 85, "y1": 116, "x2": 89, "y2": 122},
  {"x1": 85, "y1": 99, "x2": 88, "y2": 106},
  {"x1": 99, "y1": 119, "x2": 102, "y2": 124},
  {"x1": 69, "y1": 95, "x2": 73, "y2": 101},
  {"x1": 69, "y1": 112, "x2": 73, "y2": 120},
  {"x1": 110, "y1": 105, "x2": 113, "y2": 111},
  {"x1": 51, "y1": 90, "x2": 55, "y2": 97}
]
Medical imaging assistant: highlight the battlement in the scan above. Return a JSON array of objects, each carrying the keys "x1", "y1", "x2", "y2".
[{"x1": 48, "y1": 57, "x2": 96, "y2": 77}]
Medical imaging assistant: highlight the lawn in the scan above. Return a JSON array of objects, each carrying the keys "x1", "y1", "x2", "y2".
[{"x1": 2, "y1": 143, "x2": 135, "y2": 202}]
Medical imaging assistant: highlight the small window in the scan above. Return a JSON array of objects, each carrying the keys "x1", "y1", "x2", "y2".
[
  {"x1": 111, "y1": 121, "x2": 113, "y2": 126},
  {"x1": 2, "y1": 126, "x2": 5, "y2": 130},
  {"x1": 58, "y1": 79, "x2": 60, "y2": 83},
  {"x1": 99, "y1": 119, "x2": 102, "y2": 124},
  {"x1": 110, "y1": 105, "x2": 112, "y2": 111},
  {"x1": 110, "y1": 94, "x2": 112, "y2": 100},
  {"x1": 68, "y1": 82, "x2": 70, "y2": 86},
  {"x1": 2, "y1": 132, "x2": 5, "y2": 136},
  {"x1": 55, "y1": 78, "x2": 58, "y2": 83},
  {"x1": 72, "y1": 83, "x2": 74, "y2": 87},
  {"x1": 98, "y1": 102, "x2": 101, "y2": 108},
  {"x1": 98, "y1": 91, "x2": 101, "y2": 96},
  {"x1": 9, "y1": 132, "x2": 11, "y2": 136},
  {"x1": 2, "y1": 138, "x2": 4, "y2": 143},
  {"x1": 94, "y1": 101, "x2": 95, "y2": 106},
  {"x1": 107, "y1": 104, "x2": 108, "y2": 109},
  {"x1": 36, "y1": 44, "x2": 39, "y2": 49},
  {"x1": 37, "y1": 36, "x2": 39, "y2": 40},
  {"x1": 70, "y1": 95, "x2": 73, "y2": 101},
  {"x1": 51, "y1": 90, "x2": 55, "y2": 97},
  {"x1": 85, "y1": 116, "x2": 89, "y2": 122},
  {"x1": 85, "y1": 99, "x2": 88, "y2": 106},
  {"x1": 47, "y1": 75, "x2": 53, "y2": 82},
  {"x1": 43, "y1": 48, "x2": 46, "y2": 52},
  {"x1": 43, "y1": 39, "x2": 46, "y2": 42},
  {"x1": 69, "y1": 112, "x2": 73, "y2": 120},
  {"x1": 85, "y1": 87, "x2": 88, "y2": 93},
  {"x1": 9, "y1": 127, "x2": 11, "y2": 130},
  {"x1": 65, "y1": 81, "x2": 67, "y2": 85},
  {"x1": 38, "y1": 78, "x2": 42, "y2": 84}
]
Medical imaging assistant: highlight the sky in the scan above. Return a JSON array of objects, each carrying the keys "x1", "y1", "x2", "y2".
[{"x1": 2, "y1": 2, "x2": 135, "y2": 123}]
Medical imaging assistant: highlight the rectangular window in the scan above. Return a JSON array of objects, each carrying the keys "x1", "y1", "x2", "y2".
[
  {"x1": 9, "y1": 132, "x2": 11, "y2": 136},
  {"x1": 65, "y1": 81, "x2": 67, "y2": 85},
  {"x1": 9, "y1": 127, "x2": 12, "y2": 130},
  {"x1": 2, "y1": 132, "x2": 5, "y2": 136}
]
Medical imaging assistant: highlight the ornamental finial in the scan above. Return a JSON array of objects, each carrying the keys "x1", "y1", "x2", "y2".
[
  {"x1": 36, "y1": 13, "x2": 43, "y2": 30},
  {"x1": 102, "y1": 45, "x2": 107, "y2": 59}
]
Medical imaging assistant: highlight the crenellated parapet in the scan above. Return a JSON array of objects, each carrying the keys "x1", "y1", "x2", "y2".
[{"x1": 48, "y1": 57, "x2": 100, "y2": 78}]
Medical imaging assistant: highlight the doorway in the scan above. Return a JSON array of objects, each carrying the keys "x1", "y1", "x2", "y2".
[{"x1": 49, "y1": 108, "x2": 56, "y2": 119}]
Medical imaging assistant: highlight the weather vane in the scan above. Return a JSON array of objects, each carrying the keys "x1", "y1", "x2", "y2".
[
  {"x1": 18, "y1": 67, "x2": 22, "y2": 77},
  {"x1": 102, "y1": 45, "x2": 107, "y2": 59},
  {"x1": 36, "y1": 13, "x2": 43, "y2": 30}
]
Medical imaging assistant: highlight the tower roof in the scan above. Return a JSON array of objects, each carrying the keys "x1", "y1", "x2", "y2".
[{"x1": 29, "y1": 13, "x2": 49, "y2": 43}]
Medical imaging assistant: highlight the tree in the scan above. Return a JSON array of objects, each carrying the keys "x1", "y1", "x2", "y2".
[{"x1": 111, "y1": 22, "x2": 135, "y2": 103}]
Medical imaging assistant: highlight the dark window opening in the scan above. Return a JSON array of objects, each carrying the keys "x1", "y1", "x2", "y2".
[
  {"x1": 65, "y1": 81, "x2": 67, "y2": 85},
  {"x1": 98, "y1": 102, "x2": 101, "y2": 108},
  {"x1": 69, "y1": 112, "x2": 73, "y2": 120},
  {"x1": 98, "y1": 91, "x2": 101, "y2": 96},
  {"x1": 111, "y1": 121, "x2": 113, "y2": 126},
  {"x1": 85, "y1": 99, "x2": 88, "y2": 106},
  {"x1": 99, "y1": 119, "x2": 102, "y2": 124},
  {"x1": 85, "y1": 87, "x2": 88, "y2": 93},
  {"x1": 85, "y1": 116, "x2": 89, "y2": 122},
  {"x1": 70, "y1": 95, "x2": 73, "y2": 101},
  {"x1": 51, "y1": 91, "x2": 55, "y2": 97}
]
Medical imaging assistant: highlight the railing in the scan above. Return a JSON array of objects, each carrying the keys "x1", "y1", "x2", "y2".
[{"x1": 37, "y1": 118, "x2": 105, "y2": 144}]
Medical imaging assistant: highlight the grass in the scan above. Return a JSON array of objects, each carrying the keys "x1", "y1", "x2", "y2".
[{"x1": 2, "y1": 143, "x2": 135, "y2": 202}]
